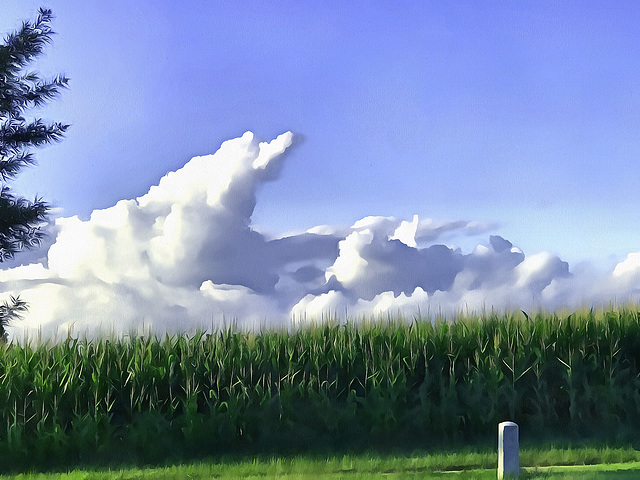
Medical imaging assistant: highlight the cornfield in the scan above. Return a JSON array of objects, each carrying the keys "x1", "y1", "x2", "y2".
[{"x1": 1, "y1": 308, "x2": 640, "y2": 470}]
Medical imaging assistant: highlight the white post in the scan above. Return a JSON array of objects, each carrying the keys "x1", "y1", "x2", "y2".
[{"x1": 498, "y1": 421, "x2": 519, "y2": 479}]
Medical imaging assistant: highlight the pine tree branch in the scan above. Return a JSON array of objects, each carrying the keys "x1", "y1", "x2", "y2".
[
  {"x1": 0, "y1": 295, "x2": 28, "y2": 342},
  {"x1": 0, "y1": 8, "x2": 55, "y2": 75},
  {"x1": 0, "y1": 187, "x2": 48, "y2": 260}
]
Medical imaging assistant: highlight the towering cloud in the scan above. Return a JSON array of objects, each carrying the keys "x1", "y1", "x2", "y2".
[{"x1": 0, "y1": 131, "x2": 638, "y2": 341}]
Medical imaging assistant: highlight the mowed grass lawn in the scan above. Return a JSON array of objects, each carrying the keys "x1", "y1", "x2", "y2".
[
  {"x1": 3, "y1": 448, "x2": 640, "y2": 480},
  {"x1": 3, "y1": 464, "x2": 640, "y2": 480}
]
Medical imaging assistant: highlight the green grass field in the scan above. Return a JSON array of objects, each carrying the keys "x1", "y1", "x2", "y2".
[
  {"x1": 3, "y1": 448, "x2": 640, "y2": 480},
  {"x1": 2, "y1": 462, "x2": 640, "y2": 479}
]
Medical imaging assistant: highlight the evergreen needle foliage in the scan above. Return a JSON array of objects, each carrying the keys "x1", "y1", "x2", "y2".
[{"x1": 0, "y1": 7, "x2": 69, "y2": 338}]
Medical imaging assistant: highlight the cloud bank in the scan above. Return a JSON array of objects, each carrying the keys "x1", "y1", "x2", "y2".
[{"x1": 1, "y1": 131, "x2": 639, "y2": 341}]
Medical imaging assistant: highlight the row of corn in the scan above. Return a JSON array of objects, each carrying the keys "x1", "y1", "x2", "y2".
[{"x1": 0, "y1": 308, "x2": 639, "y2": 469}]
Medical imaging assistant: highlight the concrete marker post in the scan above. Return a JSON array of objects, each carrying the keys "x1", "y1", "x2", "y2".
[{"x1": 498, "y1": 421, "x2": 519, "y2": 479}]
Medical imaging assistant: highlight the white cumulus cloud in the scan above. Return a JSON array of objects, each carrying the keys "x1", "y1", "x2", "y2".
[{"x1": 1, "y1": 131, "x2": 639, "y2": 341}]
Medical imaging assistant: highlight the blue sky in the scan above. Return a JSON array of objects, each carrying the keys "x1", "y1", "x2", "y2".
[
  {"x1": 1, "y1": 1, "x2": 640, "y2": 338},
  {"x1": 1, "y1": 0, "x2": 636, "y2": 264}
]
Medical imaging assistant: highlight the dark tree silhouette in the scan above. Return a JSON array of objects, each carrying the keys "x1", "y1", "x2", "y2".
[{"x1": 0, "y1": 8, "x2": 69, "y2": 340}]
